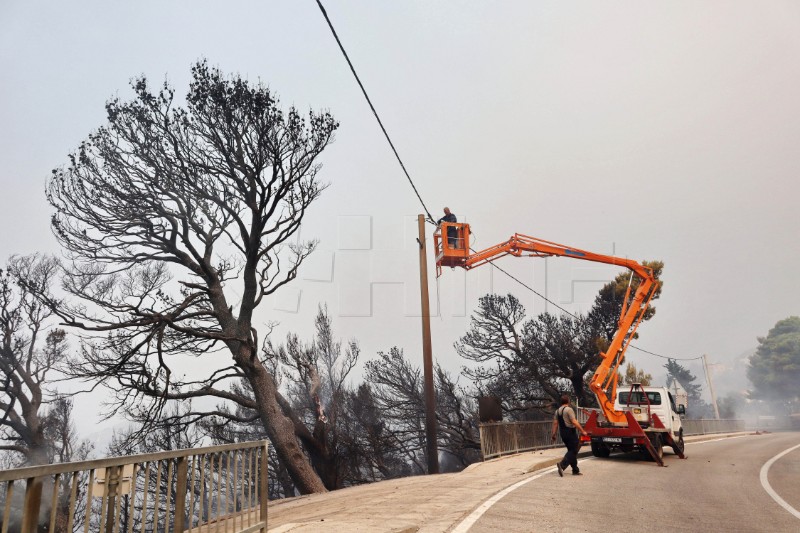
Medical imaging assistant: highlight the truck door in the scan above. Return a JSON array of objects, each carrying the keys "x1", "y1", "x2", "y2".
[{"x1": 668, "y1": 391, "x2": 683, "y2": 436}]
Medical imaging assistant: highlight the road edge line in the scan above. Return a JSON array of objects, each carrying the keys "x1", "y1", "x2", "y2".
[
  {"x1": 451, "y1": 457, "x2": 595, "y2": 533},
  {"x1": 687, "y1": 433, "x2": 752, "y2": 445},
  {"x1": 450, "y1": 433, "x2": 752, "y2": 532},
  {"x1": 759, "y1": 442, "x2": 800, "y2": 520},
  {"x1": 449, "y1": 466, "x2": 557, "y2": 533}
]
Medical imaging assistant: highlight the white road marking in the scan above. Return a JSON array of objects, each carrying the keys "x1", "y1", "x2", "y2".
[
  {"x1": 450, "y1": 466, "x2": 559, "y2": 533},
  {"x1": 688, "y1": 434, "x2": 752, "y2": 445},
  {"x1": 759, "y1": 443, "x2": 800, "y2": 520},
  {"x1": 452, "y1": 459, "x2": 594, "y2": 533},
  {"x1": 452, "y1": 434, "x2": 756, "y2": 532}
]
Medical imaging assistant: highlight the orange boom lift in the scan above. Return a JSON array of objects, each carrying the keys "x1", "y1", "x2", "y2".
[{"x1": 434, "y1": 222, "x2": 685, "y2": 465}]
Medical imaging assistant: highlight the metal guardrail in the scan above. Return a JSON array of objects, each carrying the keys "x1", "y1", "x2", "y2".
[
  {"x1": 743, "y1": 415, "x2": 797, "y2": 431},
  {"x1": 0, "y1": 440, "x2": 268, "y2": 533},
  {"x1": 682, "y1": 419, "x2": 746, "y2": 435},
  {"x1": 480, "y1": 414, "x2": 748, "y2": 460},
  {"x1": 479, "y1": 410, "x2": 591, "y2": 460},
  {"x1": 479, "y1": 421, "x2": 560, "y2": 460}
]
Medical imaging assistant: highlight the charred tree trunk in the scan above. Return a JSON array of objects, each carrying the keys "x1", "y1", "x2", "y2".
[
  {"x1": 309, "y1": 423, "x2": 338, "y2": 490},
  {"x1": 237, "y1": 354, "x2": 327, "y2": 495},
  {"x1": 570, "y1": 373, "x2": 592, "y2": 408}
]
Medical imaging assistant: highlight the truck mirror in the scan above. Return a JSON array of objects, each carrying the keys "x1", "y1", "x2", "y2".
[{"x1": 677, "y1": 404, "x2": 686, "y2": 415}]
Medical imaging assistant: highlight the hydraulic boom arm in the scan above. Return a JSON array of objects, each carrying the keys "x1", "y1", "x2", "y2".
[{"x1": 434, "y1": 223, "x2": 658, "y2": 425}]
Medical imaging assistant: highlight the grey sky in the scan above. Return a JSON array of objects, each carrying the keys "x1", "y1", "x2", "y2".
[{"x1": 2, "y1": 1, "x2": 799, "y2": 436}]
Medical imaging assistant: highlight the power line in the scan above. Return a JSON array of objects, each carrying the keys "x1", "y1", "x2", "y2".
[
  {"x1": 314, "y1": 0, "x2": 698, "y2": 364},
  {"x1": 472, "y1": 250, "x2": 580, "y2": 320},
  {"x1": 628, "y1": 345, "x2": 702, "y2": 361},
  {"x1": 314, "y1": 0, "x2": 436, "y2": 223},
  {"x1": 480, "y1": 252, "x2": 702, "y2": 362}
]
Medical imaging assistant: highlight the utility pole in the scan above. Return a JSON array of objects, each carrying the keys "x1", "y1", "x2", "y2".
[
  {"x1": 702, "y1": 354, "x2": 720, "y2": 419},
  {"x1": 417, "y1": 214, "x2": 439, "y2": 474}
]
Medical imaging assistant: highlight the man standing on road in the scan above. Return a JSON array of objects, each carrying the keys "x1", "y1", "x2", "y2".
[{"x1": 551, "y1": 394, "x2": 589, "y2": 476}]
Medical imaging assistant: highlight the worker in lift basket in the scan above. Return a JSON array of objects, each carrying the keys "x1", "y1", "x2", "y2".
[
  {"x1": 436, "y1": 207, "x2": 458, "y2": 248},
  {"x1": 551, "y1": 394, "x2": 589, "y2": 476}
]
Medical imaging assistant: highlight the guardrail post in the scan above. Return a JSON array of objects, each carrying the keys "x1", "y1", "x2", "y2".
[
  {"x1": 20, "y1": 477, "x2": 43, "y2": 533},
  {"x1": 105, "y1": 466, "x2": 120, "y2": 533},
  {"x1": 260, "y1": 443, "x2": 268, "y2": 532},
  {"x1": 173, "y1": 457, "x2": 189, "y2": 532},
  {"x1": 513, "y1": 424, "x2": 519, "y2": 454}
]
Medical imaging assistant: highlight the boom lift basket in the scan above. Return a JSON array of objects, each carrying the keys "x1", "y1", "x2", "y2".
[{"x1": 433, "y1": 222, "x2": 470, "y2": 276}]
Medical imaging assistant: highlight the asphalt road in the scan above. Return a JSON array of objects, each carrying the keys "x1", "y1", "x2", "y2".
[{"x1": 465, "y1": 431, "x2": 800, "y2": 533}]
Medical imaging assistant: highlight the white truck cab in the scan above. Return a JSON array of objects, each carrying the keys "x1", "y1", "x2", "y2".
[
  {"x1": 615, "y1": 386, "x2": 684, "y2": 435},
  {"x1": 590, "y1": 384, "x2": 686, "y2": 460}
]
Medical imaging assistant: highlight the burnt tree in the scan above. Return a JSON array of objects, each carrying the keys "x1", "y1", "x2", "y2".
[
  {"x1": 364, "y1": 348, "x2": 481, "y2": 472},
  {"x1": 457, "y1": 294, "x2": 598, "y2": 410},
  {"x1": 45, "y1": 61, "x2": 338, "y2": 494},
  {"x1": 0, "y1": 255, "x2": 71, "y2": 466},
  {"x1": 457, "y1": 262, "x2": 663, "y2": 414}
]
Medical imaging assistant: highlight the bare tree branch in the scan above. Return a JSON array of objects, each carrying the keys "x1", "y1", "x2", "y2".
[{"x1": 1, "y1": 254, "x2": 92, "y2": 467}]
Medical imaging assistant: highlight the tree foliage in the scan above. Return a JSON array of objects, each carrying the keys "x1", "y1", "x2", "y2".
[
  {"x1": 747, "y1": 316, "x2": 800, "y2": 403},
  {"x1": 196, "y1": 318, "x2": 479, "y2": 498},
  {"x1": 364, "y1": 348, "x2": 480, "y2": 472},
  {"x1": 457, "y1": 294, "x2": 597, "y2": 410},
  {"x1": 44, "y1": 61, "x2": 338, "y2": 494},
  {"x1": 587, "y1": 260, "x2": 664, "y2": 345},
  {"x1": 619, "y1": 362, "x2": 653, "y2": 386},
  {"x1": 717, "y1": 392, "x2": 745, "y2": 419}
]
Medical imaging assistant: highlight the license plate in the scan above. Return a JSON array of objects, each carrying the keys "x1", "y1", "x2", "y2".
[{"x1": 602, "y1": 437, "x2": 622, "y2": 443}]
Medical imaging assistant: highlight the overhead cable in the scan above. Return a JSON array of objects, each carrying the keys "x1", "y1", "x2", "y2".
[
  {"x1": 627, "y1": 345, "x2": 702, "y2": 361},
  {"x1": 314, "y1": 0, "x2": 698, "y2": 363},
  {"x1": 480, "y1": 253, "x2": 702, "y2": 362},
  {"x1": 472, "y1": 250, "x2": 580, "y2": 320},
  {"x1": 314, "y1": 0, "x2": 436, "y2": 223}
]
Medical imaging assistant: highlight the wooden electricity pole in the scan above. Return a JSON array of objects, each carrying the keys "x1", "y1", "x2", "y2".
[
  {"x1": 417, "y1": 214, "x2": 439, "y2": 474},
  {"x1": 702, "y1": 354, "x2": 721, "y2": 419}
]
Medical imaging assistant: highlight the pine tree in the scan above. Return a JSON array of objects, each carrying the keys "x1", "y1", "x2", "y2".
[
  {"x1": 664, "y1": 359, "x2": 704, "y2": 412},
  {"x1": 747, "y1": 316, "x2": 800, "y2": 403},
  {"x1": 619, "y1": 363, "x2": 652, "y2": 386}
]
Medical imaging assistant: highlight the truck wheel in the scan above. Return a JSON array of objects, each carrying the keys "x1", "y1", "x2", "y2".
[
  {"x1": 651, "y1": 435, "x2": 664, "y2": 461},
  {"x1": 671, "y1": 431, "x2": 685, "y2": 455},
  {"x1": 591, "y1": 441, "x2": 611, "y2": 458}
]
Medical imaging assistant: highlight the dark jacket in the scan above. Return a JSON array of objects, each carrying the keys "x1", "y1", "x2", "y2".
[
  {"x1": 437, "y1": 213, "x2": 457, "y2": 239},
  {"x1": 437, "y1": 213, "x2": 457, "y2": 225}
]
